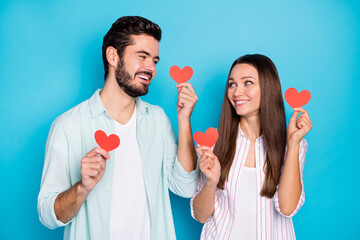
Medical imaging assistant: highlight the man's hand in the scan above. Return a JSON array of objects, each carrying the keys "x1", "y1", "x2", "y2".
[
  {"x1": 80, "y1": 147, "x2": 110, "y2": 193},
  {"x1": 54, "y1": 147, "x2": 110, "y2": 223},
  {"x1": 176, "y1": 82, "x2": 198, "y2": 121}
]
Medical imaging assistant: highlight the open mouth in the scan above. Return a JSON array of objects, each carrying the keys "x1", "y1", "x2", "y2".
[
  {"x1": 235, "y1": 99, "x2": 250, "y2": 106},
  {"x1": 135, "y1": 72, "x2": 152, "y2": 84}
]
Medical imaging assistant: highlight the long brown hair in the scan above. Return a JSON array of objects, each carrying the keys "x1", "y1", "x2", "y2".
[{"x1": 213, "y1": 54, "x2": 287, "y2": 198}]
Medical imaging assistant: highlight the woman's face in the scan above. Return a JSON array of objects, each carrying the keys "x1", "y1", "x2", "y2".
[{"x1": 227, "y1": 63, "x2": 261, "y2": 118}]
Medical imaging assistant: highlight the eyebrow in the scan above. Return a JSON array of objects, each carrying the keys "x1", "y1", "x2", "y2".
[
  {"x1": 136, "y1": 50, "x2": 160, "y2": 61},
  {"x1": 241, "y1": 76, "x2": 255, "y2": 80},
  {"x1": 228, "y1": 76, "x2": 255, "y2": 81}
]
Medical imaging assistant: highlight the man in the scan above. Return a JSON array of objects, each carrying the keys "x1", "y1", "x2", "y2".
[{"x1": 38, "y1": 16, "x2": 199, "y2": 240}]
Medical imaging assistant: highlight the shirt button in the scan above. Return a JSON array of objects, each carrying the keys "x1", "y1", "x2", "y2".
[
  {"x1": 105, "y1": 214, "x2": 109, "y2": 219},
  {"x1": 110, "y1": 129, "x2": 114, "y2": 133},
  {"x1": 106, "y1": 186, "x2": 111, "y2": 190}
]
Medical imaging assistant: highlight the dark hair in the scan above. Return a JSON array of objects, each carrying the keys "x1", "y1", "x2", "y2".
[
  {"x1": 213, "y1": 54, "x2": 287, "y2": 198},
  {"x1": 102, "y1": 16, "x2": 162, "y2": 79}
]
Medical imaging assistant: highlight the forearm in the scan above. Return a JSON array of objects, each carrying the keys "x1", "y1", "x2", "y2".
[
  {"x1": 177, "y1": 118, "x2": 197, "y2": 172},
  {"x1": 54, "y1": 181, "x2": 89, "y2": 223},
  {"x1": 278, "y1": 142, "x2": 302, "y2": 215},
  {"x1": 193, "y1": 182, "x2": 217, "y2": 223}
]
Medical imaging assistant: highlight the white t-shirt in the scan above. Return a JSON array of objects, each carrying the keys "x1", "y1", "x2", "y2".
[
  {"x1": 230, "y1": 166, "x2": 257, "y2": 240},
  {"x1": 109, "y1": 108, "x2": 151, "y2": 240}
]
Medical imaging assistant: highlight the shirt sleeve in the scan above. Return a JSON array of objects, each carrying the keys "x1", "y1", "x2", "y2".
[
  {"x1": 37, "y1": 120, "x2": 73, "y2": 229},
  {"x1": 190, "y1": 170, "x2": 207, "y2": 220},
  {"x1": 164, "y1": 112, "x2": 199, "y2": 198},
  {"x1": 273, "y1": 138, "x2": 308, "y2": 218},
  {"x1": 190, "y1": 170, "x2": 223, "y2": 224}
]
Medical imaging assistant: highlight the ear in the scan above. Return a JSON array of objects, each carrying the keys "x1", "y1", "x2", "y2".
[{"x1": 106, "y1": 46, "x2": 119, "y2": 68}]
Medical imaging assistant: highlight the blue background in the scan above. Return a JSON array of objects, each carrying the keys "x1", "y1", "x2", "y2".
[{"x1": 1, "y1": 0, "x2": 359, "y2": 239}]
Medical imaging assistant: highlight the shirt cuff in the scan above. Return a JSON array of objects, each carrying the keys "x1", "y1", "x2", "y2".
[
  {"x1": 39, "y1": 193, "x2": 71, "y2": 229},
  {"x1": 172, "y1": 156, "x2": 199, "y2": 184}
]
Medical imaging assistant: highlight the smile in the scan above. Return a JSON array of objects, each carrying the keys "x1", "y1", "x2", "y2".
[
  {"x1": 136, "y1": 74, "x2": 151, "y2": 84},
  {"x1": 235, "y1": 99, "x2": 250, "y2": 105}
]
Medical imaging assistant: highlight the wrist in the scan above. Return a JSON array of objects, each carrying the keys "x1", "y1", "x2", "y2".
[
  {"x1": 77, "y1": 182, "x2": 91, "y2": 196},
  {"x1": 178, "y1": 117, "x2": 191, "y2": 126},
  {"x1": 287, "y1": 139, "x2": 300, "y2": 151},
  {"x1": 205, "y1": 180, "x2": 218, "y2": 189}
]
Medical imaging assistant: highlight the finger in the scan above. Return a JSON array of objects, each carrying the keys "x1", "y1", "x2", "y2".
[
  {"x1": 176, "y1": 82, "x2": 194, "y2": 92},
  {"x1": 201, "y1": 152, "x2": 215, "y2": 161},
  {"x1": 81, "y1": 169, "x2": 99, "y2": 178},
  {"x1": 214, "y1": 158, "x2": 221, "y2": 169},
  {"x1": 86, "y1": 161, "x2": 103, "y2": 170},
  {"x1": 86, "y1": 147, "x2": 110, "y2": 159},
  {"x1": 177, "y1": 85, "x2": 193, "y2": 95},
  {"x1": 200, "y1": 158, "x2": 214, "y2": 170},
  {"x1": 200, "y1": 161, "x2": 211, "y2": 170},
  {"x1": 82, "y1": 155, "x2": 106, "y2": 162},
  {"x1": 82, "y1": 157, "x2": 106, "y2": 173},
  {"x1": 289, "y1": 109, "x2": 301, "y2": 122},
  {"x1": 178, "y1": 91, "x2": 197, "y2": 101},
  {"x1": 81, "y1": 156, "x2": 106, "y2": 165},
  {"x1": 299, "y1": 113, "x2": 311, "y2": 123},
  {"x1": 199, "y1": 154, "x2": 213, "y2": 165},
  {"x1": 293, "y1": 107, "x2": 308, "y2": 115},
  {"x1": 196, "y1": 146, "x2": 211, "y2": 155},
  {"x1": 81, "y1": 162, "x2": 104, "y2": 175},
  {"x1": 299, "y1": 118, "x2": 312, "y2": 131},
  {"x1": 202, "y1": 150, "x2": 217, "y2": 159},
  {"x1": 177, "y1": 84, "x2": 198, "y2": 101},
  {"x1": 178, "y1": 94, "x2": 197, "y2": 106},
  {"x1": 296, "y1": 119, "x2": 309, "y2": 129},
  {"x1": 200, "y1": 155, "x2": 214, "y2": 166},
  {"x1": 200, "y1": 160, "x2": 211, "y2": 171},
  {"x1": 299, "y1": 117, "x2": 311, "y2": 126}
]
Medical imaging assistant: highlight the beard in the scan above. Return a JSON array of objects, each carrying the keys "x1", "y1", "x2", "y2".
[{"x1": 115, "y1": 59, "x2": 150, "y2": 98}]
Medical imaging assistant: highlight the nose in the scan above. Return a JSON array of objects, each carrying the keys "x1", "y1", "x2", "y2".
[
  {"x1": 233, "y1": 85, "x2": 244, "y2": 97},
  {"x1": 144, "y1": 59, "x2": 156, "y2": 73}
]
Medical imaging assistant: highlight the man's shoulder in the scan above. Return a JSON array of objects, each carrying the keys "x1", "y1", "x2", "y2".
[{"x1": 52, "y1": 98, "x2": 91, "y2": 130}]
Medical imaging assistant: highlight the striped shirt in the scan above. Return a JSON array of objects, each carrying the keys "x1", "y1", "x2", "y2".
[{"x1": 191, "y1": 126, "x2": 308, "y2": 240}]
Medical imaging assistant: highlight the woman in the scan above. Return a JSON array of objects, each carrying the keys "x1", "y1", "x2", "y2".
[{"x1": 191, "y1": 54, "x2": 312, "y2": 239}]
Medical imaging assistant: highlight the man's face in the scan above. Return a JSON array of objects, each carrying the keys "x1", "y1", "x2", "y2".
[{"x1": 115, "y1": 34, "x2": 160, "y2": 97}]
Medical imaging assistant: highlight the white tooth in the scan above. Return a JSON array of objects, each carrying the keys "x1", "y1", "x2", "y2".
[
  {"x1": 236, "y1": 100, "x2": 249, "y2": 104},
  {"x1": 138, "y1": 75, "x2": 149, "y2": 80}
]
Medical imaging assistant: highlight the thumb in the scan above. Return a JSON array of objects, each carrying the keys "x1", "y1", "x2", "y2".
[{"x1": 289, "y1": 109, "x2": 300, "y2": 122}]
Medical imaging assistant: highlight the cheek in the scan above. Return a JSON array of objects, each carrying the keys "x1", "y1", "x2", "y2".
[
  {"x1": 227, "y1": 89, "x2": 232, "y2": 101},
  {"x1": 249, "y1": 88, "x2": 261, "y2": 103}
]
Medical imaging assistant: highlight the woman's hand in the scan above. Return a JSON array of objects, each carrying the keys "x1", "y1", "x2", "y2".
[
  {"x1": 196, "y1": 146, "x2": 221, "y2": 187},
  {"x1": 287, "y1": 107, "x2": 312, "y2": 144}
]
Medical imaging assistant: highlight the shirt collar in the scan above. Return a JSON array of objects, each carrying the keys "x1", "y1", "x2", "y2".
[
  {"x1": 135, "y1": 97, "x2": 149, "y2": 119},
  {"x1": 89, "y1": 89, "x2": 149, "y2": 119}
]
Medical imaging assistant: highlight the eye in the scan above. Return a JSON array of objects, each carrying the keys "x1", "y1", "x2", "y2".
[
  {"x1": 228, "y1": 82, "x2": 236, "y2": 88},
  {"x1": 245, "y1": 81, "x2": 253, "y2": 85},
  {"x1": 139, "y1": 55, "x2": 146, "y2": 59},
  {"x1": 153, "y1": 60, "x2": 159, "y2": 65}
]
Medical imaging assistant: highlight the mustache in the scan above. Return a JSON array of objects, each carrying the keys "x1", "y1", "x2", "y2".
[{"x1": 135, "y1": 71, "x2": 153, "y2": 80}]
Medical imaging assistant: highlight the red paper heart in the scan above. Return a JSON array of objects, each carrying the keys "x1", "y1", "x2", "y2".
[
  {"x1": 194, "y1": 127, "x2": 219, "y2": 148},
  {"x1": 94, "y1": 130, "x2": 120, "y2": 152},
  {"x1": 285, "y1": 88, "x2": 311, "y2": 108},
  {"x1": 169, "y1": 65, "x2": 193, "y2": 83}
]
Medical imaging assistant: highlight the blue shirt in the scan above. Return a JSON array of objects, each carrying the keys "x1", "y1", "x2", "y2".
[{"x1": 38, "y1": 89, "x2": 199, "y2": 240}]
